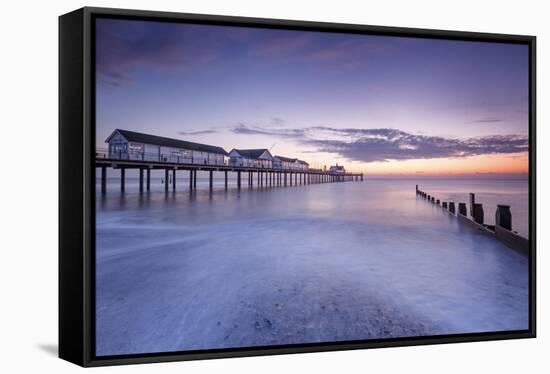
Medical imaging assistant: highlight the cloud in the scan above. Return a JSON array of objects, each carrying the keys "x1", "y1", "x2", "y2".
[
  {"x1": 178, "y1": 130, "x2": 218, "y2": 136},
  {"x1": 232, "y1": 123, "x2": 305, "y2": 138},
  {"x1": 96, "y1": 19, "x2": 221, "y2": 87},
  {"x1": 471, "y1": 117, "x2": 504, "y2": 123},
  {"x1": 252, "y1": 33, "x2": 314, "y2": 58},
  {"x1": 271, "y1": 117, "x2": 286, "y2": 126},
  {"x1": 96, "y1": 20, "x2": 401, "y2": 88},
  {"x1": 232, "y1": 123, "x2": 528, "y2": 163}
]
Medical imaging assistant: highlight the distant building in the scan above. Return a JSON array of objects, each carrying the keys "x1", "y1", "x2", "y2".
[
  {"x1": 229, "y1": 149, "x2": 273, "y2": 168},
  {"x1": 272, "y1": 156, "x2": 309, "y2": 171},
  {"x1": 296, "y1": 160, "x2": 309, "y2": 171},
  {"x1": 105, "y1": 129, "x2": 228, "y2": 165},
  {"x1": 329, "y1": 164, "x2": 345, "y2": 174},
  {"x1": 274, "y1": 155, "x2": 297, "y2": 170}
]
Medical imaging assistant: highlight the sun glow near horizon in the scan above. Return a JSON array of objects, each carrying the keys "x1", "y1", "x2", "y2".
[{"x1": 96, "y1": 19, "x2": 530, "y2": 178}]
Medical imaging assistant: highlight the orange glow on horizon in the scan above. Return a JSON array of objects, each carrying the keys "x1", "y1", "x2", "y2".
[{"x1": 334, "y1": 152, "x2": 529, "y2": 176}]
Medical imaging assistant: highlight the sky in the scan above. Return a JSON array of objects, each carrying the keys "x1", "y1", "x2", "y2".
[{"x1": 95, "y1": 18, "x2": 530, "y2": 176}]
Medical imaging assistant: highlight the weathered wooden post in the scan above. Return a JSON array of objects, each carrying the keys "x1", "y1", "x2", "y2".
[
  {"x1": 164, "y1": 169, "x2": 169, "y2": 192},
  {"x1": 172, "y1": 169, "x2": 176, "y2": 190},
  {"x1": 473, "y1": 203, "x2": 484, "y2": 224},
  {"x1": 436, "y1": 199, "x2": 440, "y2": 205},
  {"x1": 416, "y1": 184, "x2": 418, "y2": 193},
  {"x1": 496, "y1": 205, "x2": 512, "y2": 230},
  {"x1": 139, "y1": 168, "x2": 144, "y2": 192},
  {"x1": 120, "y1": 168, "x2": 125, "y2": 192},
  {"x1": 146, "y1": 168, "x2": 151, "y2": 191},
  {"x1": 101, "y1": 166, "x2": 107, "y2": 193},
  {"x1": 448, "y1": 202, "x2": 455, "y2": 214},
  {"x1": 189, "y1": 169, "x2": 193, "y2": 190},
  {"x1": 193, "y1": 170, "x2": 197, "y2": 189},
  {"x1": 209, "y1": 170, "x2": 213, "y2": 190},
  {"x1": 442, "y1": 202, "x2": 447, "y2": 208},
  {"x1": 458, "y1": 202, "x2": 467, "y2": 216},
  {"x1": 431, "y1": 197, "x2": 435, "y2": 203},
  {"x1": 469, "y1": 193, "x2": 475, "y2": 219}
]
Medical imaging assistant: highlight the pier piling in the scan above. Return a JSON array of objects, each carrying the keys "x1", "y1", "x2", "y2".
[
  {"x1": 164, "y1": 169, "x2": 169, "y2": 192},
  {"x1": 120, "y1": 168, "x2": 125, "y2": 192},
  {"x1": 209, "y1": 170, "x2": 213, "y2": 190},
  {"x1": 173, "y1": 169, "x2": 176, "y2": 190},
  {"x1": 146, "y1": 168, "x2": 151, "y2": 191},
  {"x1": 101, "y1": 166, "x2": 106, "y2": 194},
  {"x1": 189, "y1": 170, "x2": 193, "y2": 190},
  {"x1": 224, "y1": 170, "x2": 228, "y2": 189},
  {"x1": 139, "y1": 168, "x2": 144, "y2": 192}
]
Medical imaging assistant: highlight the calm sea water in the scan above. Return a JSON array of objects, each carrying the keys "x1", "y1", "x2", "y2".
[{"x1": 95, "y1": 175, "x2": 530, "y2": 356}]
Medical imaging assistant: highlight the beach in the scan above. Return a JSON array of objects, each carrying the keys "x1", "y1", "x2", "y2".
[{"x1": 95, "y1": 177, "x2": 529, "y2": 356}]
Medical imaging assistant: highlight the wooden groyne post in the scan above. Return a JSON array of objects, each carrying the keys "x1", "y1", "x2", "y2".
[
  {"x1": 458, "y1": 202, "x2": 467, "y2": 216},
  {"x1": 448, "y1": 202, "x2": 456, "y2": 214},
  {"x1": 473, "y1": 203, "x2": 484, "y2": 225},
  {"x1": 496, "y1": 205, "x2": 512, "y2": 230},
  {"x1": 415, "y1": 185, "x2": 528, "y2": 256}
]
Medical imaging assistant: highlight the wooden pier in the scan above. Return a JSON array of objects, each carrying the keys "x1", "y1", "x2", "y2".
[{"x1": 96, "y1": 157, "x2": 364, "y2": 193}]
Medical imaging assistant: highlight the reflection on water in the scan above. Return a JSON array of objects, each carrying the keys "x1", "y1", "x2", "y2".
[{"x1": 95, "y1": 178, "x2": 529, "y2": 356}]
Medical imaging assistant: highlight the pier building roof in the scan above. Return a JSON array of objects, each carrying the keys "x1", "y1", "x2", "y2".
[
  {"x1": 106, "y1": 129, "x2": 228, "y2": 155},
  {"x1": 230, "y1": 149, "x2": 273, "y2": 160},
  {"x1": 274, "y1": 155, "x2": 298, "y2": 163}
]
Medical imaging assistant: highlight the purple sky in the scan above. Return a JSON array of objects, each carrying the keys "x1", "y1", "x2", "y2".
[{"x1": 95, "y1": 18, "x2": 529, "y2": 173}]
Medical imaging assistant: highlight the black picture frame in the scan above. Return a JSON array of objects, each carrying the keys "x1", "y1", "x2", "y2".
[{"x1": 59, "y1": 6, "x2": 537, "y2": 367}]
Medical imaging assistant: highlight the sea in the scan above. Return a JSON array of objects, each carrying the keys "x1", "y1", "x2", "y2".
[{"x1": 95, "y1": 172, "x2": 530, "y2": 356}]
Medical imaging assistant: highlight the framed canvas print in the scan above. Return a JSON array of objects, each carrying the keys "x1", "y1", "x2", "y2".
[{"x1": 59, "y1": 7, "x2": 536, "y2": 367}]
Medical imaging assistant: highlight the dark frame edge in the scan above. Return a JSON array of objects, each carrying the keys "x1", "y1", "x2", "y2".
[
  {"x1": 81, "y1": 6, "x2": 535, "y2": 42},
  {"x1": 86, "y1": 331, "x2": 534, "y2": 367},
  {"x1": 59, "y1": 7, "x2": 88, "y2": 367},
  {"x1": 528, "y1": 36, "x2": 536, "y2": 338}
]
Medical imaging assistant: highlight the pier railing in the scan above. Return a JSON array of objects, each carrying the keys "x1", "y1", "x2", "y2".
[
  {"x1": 97, "y1": 148, "x2": 325, "y2": 172},
  {"x1": 415, "y1": 185, "x2": 528, "y2": 256},
  {"x1": 95, "y1": 147, "x2": 364, "y2": 194},
  {"x1": 96, "y1": 148, "x2": 228, "y2": 167}
]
